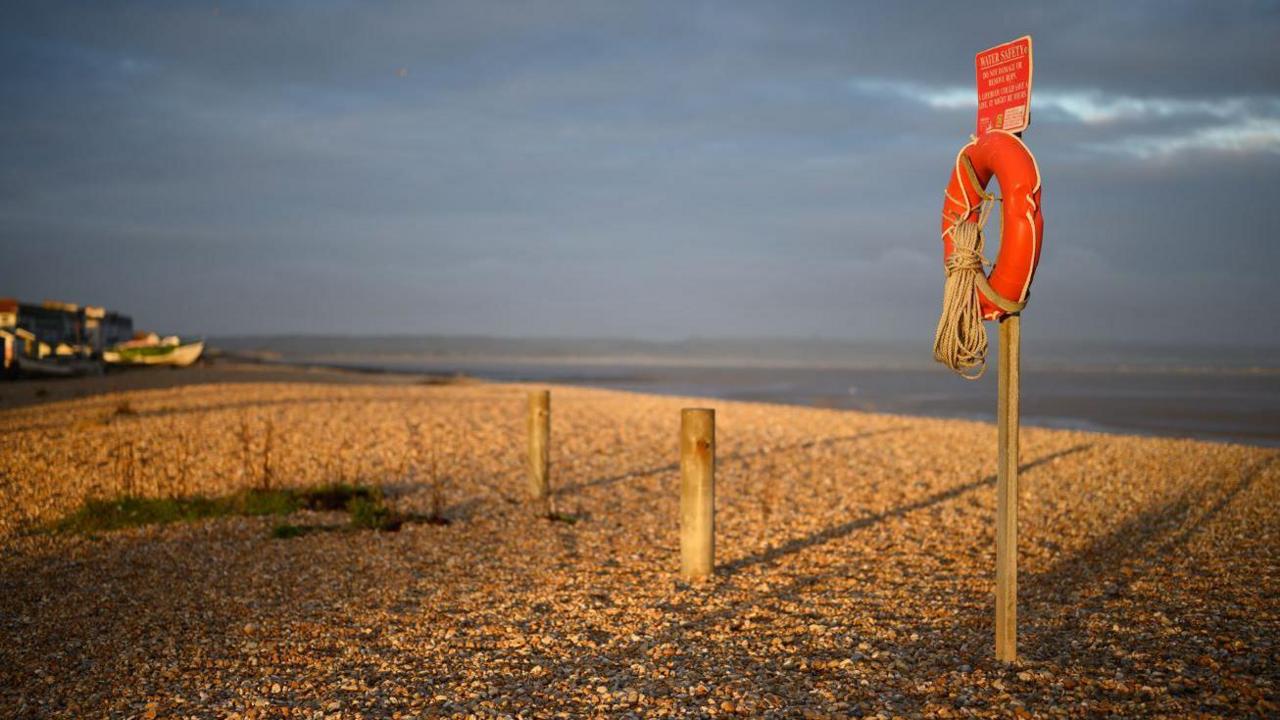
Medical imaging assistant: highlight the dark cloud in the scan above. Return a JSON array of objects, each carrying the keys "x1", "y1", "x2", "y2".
[{"x1": 1, "y1": 1, "x2": 1278, "y2": 345}]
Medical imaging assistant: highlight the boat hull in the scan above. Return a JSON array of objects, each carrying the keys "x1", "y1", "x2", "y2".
[{"x1": 104, "y1": 341, "x2": 204, "y2": 367}]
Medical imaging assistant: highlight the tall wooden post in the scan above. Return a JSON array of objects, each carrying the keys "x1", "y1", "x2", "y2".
[
  {"x1": 527, "y1": 390, "x2": 550, "y2": 502},
  {"x1": 995, "y1": 314, "x2": 1020, "y2": 662},
  {"x1": 680, "y1": 408, "x2": 715, "y2": 581}
]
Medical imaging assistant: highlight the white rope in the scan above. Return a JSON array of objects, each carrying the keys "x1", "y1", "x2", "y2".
[
  {"x1": 933, "y1": 215, "x2": 994, "y2": 380},
  {"x1": 932, "y1": 158, "x2": 1022, "y2": 380}
]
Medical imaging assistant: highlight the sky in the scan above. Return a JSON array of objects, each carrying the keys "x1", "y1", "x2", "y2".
[{"x1": 2, "y1": 1, "x2": 1279, "y2": 345}]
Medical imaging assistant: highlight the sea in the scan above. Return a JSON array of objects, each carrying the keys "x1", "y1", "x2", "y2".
[{"x1": 211, "y1": 336, "x2": 1280, "y2": 447}]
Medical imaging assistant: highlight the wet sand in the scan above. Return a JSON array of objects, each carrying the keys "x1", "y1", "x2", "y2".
[{"x1": 1, "y1": 364, "x2": 1276, "y2": 717}]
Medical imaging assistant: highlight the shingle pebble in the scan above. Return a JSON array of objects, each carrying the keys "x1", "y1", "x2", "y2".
[{"x1": 1, "y1": 375, "x2": 1277, "y2": 717}]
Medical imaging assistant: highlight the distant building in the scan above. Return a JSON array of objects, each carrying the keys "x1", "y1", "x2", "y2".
[
  {"x1": 20, "y1": 301, "x2": 83, "y2": 352},
  {"x1": 0, "y1": 297, "x2": 133, "y2": 371},
  {"x1": 81, "y1": 305, "x2": 134, "y2": 356}
]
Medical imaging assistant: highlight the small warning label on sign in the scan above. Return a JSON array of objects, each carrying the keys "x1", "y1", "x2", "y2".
[{"x1": 975, "y1": 35, "x2": 1033, "y2": 136}]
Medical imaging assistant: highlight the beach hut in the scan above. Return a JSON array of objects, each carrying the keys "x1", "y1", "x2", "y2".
[{"x1": 0, "y1": 329, "x2": 13, "y2": 376}]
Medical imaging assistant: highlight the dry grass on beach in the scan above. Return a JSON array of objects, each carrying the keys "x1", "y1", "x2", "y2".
[{"x1": 0, "y1": 371, "x2": 1277, "y2": 718}]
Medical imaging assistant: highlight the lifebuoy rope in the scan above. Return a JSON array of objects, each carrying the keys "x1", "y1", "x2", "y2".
[{"x1": 933, "y1": 154, "x2": 1027, "y2": 380}]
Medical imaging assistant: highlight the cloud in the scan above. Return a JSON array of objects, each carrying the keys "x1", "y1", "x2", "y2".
[
  {"x1": 1033, "y1": 93, "x2": 1273, "y2": 125},
  {"x1": 851, "y1": 77, "x2": 1280, "y2": 124},
  {"x1": 847, "y1": 78, "x2": 975, "y2": 111},
  {"x1": 848, "y1": 77, "x2": 1280, "y2": 157},
  {"x1": 1087, "y1": 116, "x2": 1280, "y2": 159}
]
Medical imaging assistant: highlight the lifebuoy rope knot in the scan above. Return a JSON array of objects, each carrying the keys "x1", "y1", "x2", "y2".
[
  {"x1": 932, "y1": 131, "x2": 1043, "y2": 379},
  {"x1": 942, "y1": 240, "x2": 985, "y2": 276}
]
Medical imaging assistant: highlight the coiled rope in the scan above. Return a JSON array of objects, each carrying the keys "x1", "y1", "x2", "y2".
[{"x1": 933, "y1": 155, "x2": 1026, "y2": 380}]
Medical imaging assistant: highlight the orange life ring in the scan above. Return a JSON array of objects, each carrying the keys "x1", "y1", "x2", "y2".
[{"x1": 940, "y1": 130, "x2": 1043, "y2": 320}]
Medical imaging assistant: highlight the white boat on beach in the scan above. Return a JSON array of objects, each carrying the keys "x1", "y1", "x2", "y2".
[{"x1": 104, "y1": 337, "x2": 205, "y2": 367}]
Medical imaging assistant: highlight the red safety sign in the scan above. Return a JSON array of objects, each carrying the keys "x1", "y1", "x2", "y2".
[{"x1": 975, "y1": 36, "x2": 1033, "y2": 136}]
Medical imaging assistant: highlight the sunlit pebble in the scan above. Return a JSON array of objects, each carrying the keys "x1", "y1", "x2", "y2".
[{"x1": 0, "y1": 376, "x2": 1276, "y2": 717}]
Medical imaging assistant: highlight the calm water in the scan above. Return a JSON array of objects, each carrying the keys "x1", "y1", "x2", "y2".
[
  {"x1": 376, "y1": 360, "x2": 1280, "y2": 446},
  {"x1": 213, "y1": 337, "x2": 1280, "y2": 447}
]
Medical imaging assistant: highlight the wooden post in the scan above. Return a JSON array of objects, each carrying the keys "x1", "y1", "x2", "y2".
[
  {"x1": 995, "y1": 314, "x2": 1020, "y2": 662},
  {"x1": 680, "y1": 408, "x2": 715, "y2": 581},
  {"x1": 527, "y1": 390, "x2": 550, "y2": 502}
]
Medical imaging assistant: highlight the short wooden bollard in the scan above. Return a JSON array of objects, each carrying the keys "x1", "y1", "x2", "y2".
[
  {"x1": 680, "y1": 408, "x2": 715, "y2": 581},
  {"x1": 995, "y1": 314, "x2": 1021, "y2": 662},
  {"x1": 527, "y1": 390, "x2": 550, "y2": 502}
]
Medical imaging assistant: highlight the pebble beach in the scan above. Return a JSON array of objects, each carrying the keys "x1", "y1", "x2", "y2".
[{"x1": 1, "y1": 365, "x2": 1276, "y2": 718}]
